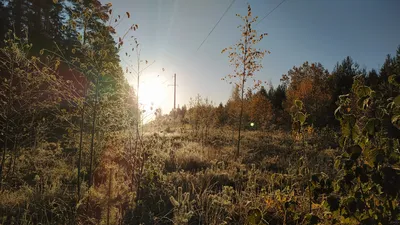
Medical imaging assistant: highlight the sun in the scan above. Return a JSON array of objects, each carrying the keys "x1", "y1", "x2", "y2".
[{"x1": 138, "y1": 73, "x2": 168, "y2": 116}]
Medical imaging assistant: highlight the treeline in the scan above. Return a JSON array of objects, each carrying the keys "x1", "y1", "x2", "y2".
[
  {"x1": 162, "y1": 49, "x2": 400, "y2": 135},
  {"x1": 0, "y1": 0, "x2": 145, "y2": 223}
]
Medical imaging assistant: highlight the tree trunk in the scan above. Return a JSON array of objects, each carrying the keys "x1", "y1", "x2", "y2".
[
  {"x1": 0, "y1": 70, "x2": 14, "y2": 189},
  {"x1": 88, "y1": 78, "x2": 99, "y2": 189},
  {"x1": 236, "y1": 80, "x2": 245, "y2": 158},
  {"x1": 236, "y1": 29, "x2": 248, "y2": 158},
  {"x1": 77, "y1": 85, "x2": 87, "y2": 199},
  {"x1": 13, "y1": 0, "x2": 23, "y2": 38},
  {"x1": 77, "y1": 23, "x2": 87, "y2": 200},
  {"x1": 0, "y1": 124, "x2": 8, "y2": 189},
  {"x1": 107, "y1": 168, "x2": 112, "y2": 225}
]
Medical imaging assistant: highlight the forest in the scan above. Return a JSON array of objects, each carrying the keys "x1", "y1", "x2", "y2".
[{"x1": 0, "y1": 0, "x2": 399, "y2": 224}]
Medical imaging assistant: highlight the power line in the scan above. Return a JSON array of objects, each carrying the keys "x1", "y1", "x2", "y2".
[
  {"x1": 197, "y1": 0, "x2": 236, "y2": 51},
  {"x1": 256, "y1": 0, "x2": 288, "y2": 26}
]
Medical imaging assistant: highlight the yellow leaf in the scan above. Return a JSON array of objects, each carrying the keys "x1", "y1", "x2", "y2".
[
  {"x1": 311, "y1": 203, "x2": 321, "y2": 210},
  {"x1": 53, "y1": 0, "x2": 58, "y2": 3},
  {"x1": 55, "y1": 60, "x2": 60, "y2": 70}
]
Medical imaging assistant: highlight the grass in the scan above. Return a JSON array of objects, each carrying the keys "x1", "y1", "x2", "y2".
[
  {"x1": 0, "y1": 123, "x2": 342, "y2": 224},
  {"x1": 118, "y1": 123, "x2": 341, "y2": 224}
]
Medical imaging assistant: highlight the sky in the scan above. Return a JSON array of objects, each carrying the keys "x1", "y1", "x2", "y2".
[{"x1": 109, "y1": 0, "x2": 400, "y2": 119}]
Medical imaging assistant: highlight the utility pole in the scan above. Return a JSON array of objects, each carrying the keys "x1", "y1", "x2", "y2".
[
  {"x1": 168, "y1": 73, "x2": 177, "y2": 118},
  {"x1": 174, "y1": 73, "x2": 176, "y2": 111}
]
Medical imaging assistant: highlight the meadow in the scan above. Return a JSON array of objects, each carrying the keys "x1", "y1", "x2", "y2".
[{"x1": 0, "y1": 0, "x2": 399, "y2": 224}]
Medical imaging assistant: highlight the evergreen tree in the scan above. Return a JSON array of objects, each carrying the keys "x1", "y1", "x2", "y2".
[{"x1": 0, "y1": 0, "x2": 11, "y2": 42}]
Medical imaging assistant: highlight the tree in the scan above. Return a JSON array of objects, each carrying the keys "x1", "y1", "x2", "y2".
[
  {"x1": 221, "y1": 4, "x2": 269, "y2": 157},
  {"x1": 0, "y1": 0, "x2": 11, "y2": 42},
  {"x1": 187, "y1": 95, "x2": 204, "y2": 137},
  {"x1": 377, "y1": 52, "x2": 400, "y2": 100},
  {"x1": 215, "y1": 103, "x2": 228, "y2": 127},
  {"x1": 0, "y1": 36, "x2": 75, "y2": 189},
  {"x1": 282, "y1": 62, "x2": 331, "y2": 126},
  {"x1": 248, "y1": 88, "x2": 273, "y2": 130},
  {"x1": 266, "y1": 84, "x2": 288, "y2": 126},
  {"x1": 28, "y1": 0, "x2": 66, "y2": 53},
  {"x1": 69, "y1": 0, "x2": 117, "y2": 192},
  {"x1": 225, "y1": 85, "x2": 241, "y2": 128},
  {"x1": 327, "y1": 57, "x2": 365, "y2": 125},
  {"x1": 366, "y1": 69, "x2": 379, "y2": 90},
  {"x1": 55, "y1": 0, "x2": 138, "y2": 203},
  {"x1": 330, "y1": 57, "x2": 362, "y2": 98},
  {"x1": 267, "y1": 84, "x2": 286, "y2": 111},
  {"x1": 0, "y1": 0, "x2": 143, "y2": 222},
  {"x1": 0, "y1": 0, "x2": 71, "y2": 53}
]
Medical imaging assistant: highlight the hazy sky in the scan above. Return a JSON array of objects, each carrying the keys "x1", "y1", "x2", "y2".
[{"x1": 110, "y1": 0, "x2": 400, "y2": 117}]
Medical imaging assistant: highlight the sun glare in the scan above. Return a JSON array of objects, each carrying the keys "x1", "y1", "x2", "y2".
[{"x1": 138, "y1": 73, "x2": 168, "y2": 116}]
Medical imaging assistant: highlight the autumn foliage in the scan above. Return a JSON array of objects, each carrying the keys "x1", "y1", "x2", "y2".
[
  {"x1": 282, "y1": 62, "x2": 332, "y2": 126},
  {"x1": 247, "y1": 87, "x2": 273, "y2": 130}
]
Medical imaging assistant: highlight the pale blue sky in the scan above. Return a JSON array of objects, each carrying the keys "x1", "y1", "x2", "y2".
[{"x1": 110, "y1": 0, "x2": 400, "y2": 116}]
